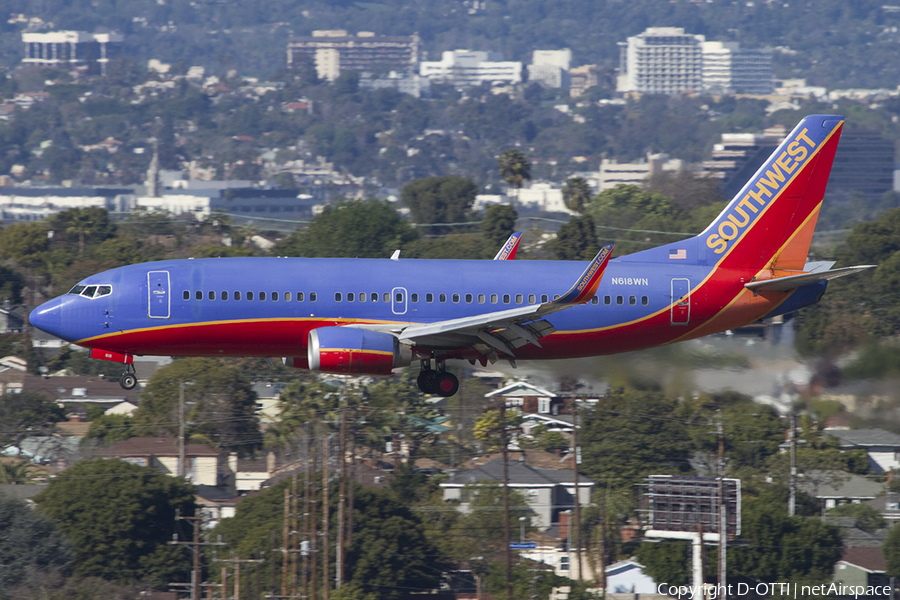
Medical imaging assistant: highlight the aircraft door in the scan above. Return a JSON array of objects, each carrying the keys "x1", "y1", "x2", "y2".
[
  {"x1": 670, "y1": 278, "x2": 690, "y2": 325},
  {"x1": 148, "y1": 271, "x2": 171, "y2": 319},
  {"x1": 391, "y1": 287, "x2": 407, "y2": 315}
]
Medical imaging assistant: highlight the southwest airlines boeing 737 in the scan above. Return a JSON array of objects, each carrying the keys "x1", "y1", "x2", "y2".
[{"x1": 28, "y1": 114, "x2": 872, "y2": 397}]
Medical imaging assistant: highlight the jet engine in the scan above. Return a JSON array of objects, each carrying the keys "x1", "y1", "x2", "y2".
[{"x1": 308, "y1": 327, "x2": 411, "y2": 375}]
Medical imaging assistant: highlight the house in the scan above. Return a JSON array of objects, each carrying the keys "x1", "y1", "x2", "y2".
[
  {"x1": 98, "y1": 437, "x2": 225, "y2": 486},
  {"x1": 865, "y1": 493, "x2": 900, "y2": 525},
  {"x1": 797, "y1": 470, "x2": 884, "y2": 510},
  {"x1": 228, "y1": 451, "x2": 278, "y2": 491},
  {"x1": 825, "y1": 428, "x2": 900, "y2": 473},
  {"x1": 832, "y1": 548, "x2": 890, "y2": 597},
  {"x1": 487, "y1": 381, "x2": 567, "y2": 416},
  {"x1": 251, "y1": 382, "x2": 284, "y2": 425},
  {"x1": 440, "y1": 458, "x2": 593, "y2": 529},
  {"x1": 195, "y1": 485, "x2": 241, "y2": 528},
  {"x1": 20, "y1": 374, "x2": 137, "y2": 418}
]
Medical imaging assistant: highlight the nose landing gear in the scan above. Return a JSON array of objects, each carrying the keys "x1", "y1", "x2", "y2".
[
  {"x1": 416, "y1": 359, "x2": 459, "y2": 397},
  {"x1": 119, "y1": 364, "x2": 137, "y2": 390}
]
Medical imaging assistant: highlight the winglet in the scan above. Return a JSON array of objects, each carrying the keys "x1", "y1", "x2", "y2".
[
  {"x1": 554, "y1": 244, "x2": 615, "y2": 305},
  {"x1": 390, "y1": 249, "x2": 401, "y2": 261},
  {"x1": 493, "y1": 232, "x2": 523, "y2": 260}
]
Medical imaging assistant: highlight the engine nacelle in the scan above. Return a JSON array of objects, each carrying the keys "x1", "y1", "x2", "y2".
[{"x1": 308, "y1": 327, "x2": 411, "y2": 375}]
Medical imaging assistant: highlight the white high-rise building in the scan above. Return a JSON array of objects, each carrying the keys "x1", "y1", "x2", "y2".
[
  {"x1": 702, "y1": 41, "x2": 773, "y2": 95},
  {"x1": 620, "y1": 27, "x2": 705, "y2": 95},
  {"x1": 419, "y1": 50, "x2": 522, "y2": 87},
  {"x1": 527, "y1": 49, "x2": 572, "y2": 88}
]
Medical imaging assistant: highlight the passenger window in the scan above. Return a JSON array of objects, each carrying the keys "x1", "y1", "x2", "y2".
[
  {"x1": 490, "y1": 294, "x2": 498, "y2": 304},
  {"x1": 310, "y1": 293, "x2": 317, "y2": 302},
  {"x1": 439, "y1": 293, "x2": 446, "y2": 303},
  {"x1": 209, "y1": 291, "x2": 216, "y2": 301},
  {"x1": 503, "y1": 294, "x2": 510, "y2": 304},
  {"x1": 195, "y1": 290, "x2": 202, "y2": 301},
  {"x1": 347, "y1": 293, "x2": 354, "y2": 302},
  {"x1": 272, "y1": 292, "x2": 279, "y2": 301},
  {"x1": 642, "y1": 296, "x2": 649, "y2": 306},
  {"x1": 259, "y1": 292, "x2": 267, "y2": 301},
  {"x1": 335, "y1": 293, "x2": 342, "y2": 302},
  {"x1": 541, "y1": 295, "x2": 549, "y2": 303},
  {"x1": 247, "y1": 291, "x2": 254, "y2": 301},
  {"x1": 235, "y1": 291, "x2": 241, "y2": 301},
  {"x1": 616, "y1": 296, "x2": 623, "y2": 305},
  {"x1": 383, "y1": 293, "x2": 390, "y2": 302},
  {"x1": 410, "y1": 293, "x2": 418, "y2": 302},
  {"x1": 478, "y1": 294, "x2": 485, "y2": 303},
  {"x1": 426, "y1": 293, "x2": 434, "y2": 303},
  {"x1": 284, "y1": 292, "x2": 291, "y2": 302},
  {"x1": 604, "y1": 296, "x2": 611, "y2": 305},
  {"x1": 222, "y1": 291, "x2": 229, "y2": 301},
  {"x1": 371, "y1": 293, "x2": 378, "y2": 302},
  {"x1": 528, "y1": 294, "x2": 536, "y2": 304},
  {"x1": 452, "y1": 293, "x2": 460, "y2": 303},
  {"x1": 360, "y1": 292, "x2": 367, "y2": 302},
  {"x1": 183, "y1": 290, "x2": 190, "y2": 300},
  {"x1": 298, "y1": 292, "x2": 304, "y2": 301},
  {"x1": 629, "y1": 296, "x2": 636, "y2": 305},
  {"x1": 395, "y1": 292, "x2": 403, "y2": 302},
  {"x1": 465, "y1": 293, "x2": 473, "y2": 303},
  {"x1": 515, "y1": 294, "x2": 523, "y2": 304},
  {"x1": 97, "y1": 285, "x2": 112, "y2": 297},
  {"x1": 591, "y1": 296, "x2": 599, "y2": 305}
]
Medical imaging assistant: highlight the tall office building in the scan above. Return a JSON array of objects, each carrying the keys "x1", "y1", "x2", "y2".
[
  {"x1": 620, "y1": 27, "x2": 704, "y2": 95},
  {"x1": 287, "y1": 30, "x2": 419, "y2": 82},
  {"x1": 702, "y1": 41, "x2": 773, "y2": 95},
  {"x1": 527, "y1": 49, "x2": 571, "y2": 88},
  {"x1": 419, "y1": 50, "x2": 522, "y2": 87},
  {"x1": 22, "y1": 31, "x2": 123, "y2": 75}
]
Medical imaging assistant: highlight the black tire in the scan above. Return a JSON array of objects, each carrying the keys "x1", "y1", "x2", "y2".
[
  {"x1": 417, "y1": 369, "x2": 438, "y2": 394},
  {"x1": 120, "y1": 373, "x2": 137, "y2": 390},
  {"x1": 434, "y1": 372, "x2": 459, "y2": 397}
]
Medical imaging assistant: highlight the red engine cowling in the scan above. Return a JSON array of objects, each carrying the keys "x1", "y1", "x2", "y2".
[{"x1": 308, "y1": 327, "x2": 411, "y2": 375}]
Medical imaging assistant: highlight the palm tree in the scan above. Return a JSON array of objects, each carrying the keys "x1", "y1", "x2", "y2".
[
  {"x1": 0, "y1": 459, "x2": 39, "y2": 484},
  {"x1": 562, "y1": 176, "x2": 592, "y2": 214},
  {"x1": 497, "y1": 149, "x2": 531, "y2": 201}
]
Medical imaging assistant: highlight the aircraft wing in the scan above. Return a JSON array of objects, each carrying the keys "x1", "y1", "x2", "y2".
[
  {"x1": 354, "y1": 245, "x2": 614, "y2": 361},
  {"x1": 493, "y1": 232, "x2": 523, "y2": 260},
  {"x1": 744, "y1": 265, "x2": 875, "y2": 292}
]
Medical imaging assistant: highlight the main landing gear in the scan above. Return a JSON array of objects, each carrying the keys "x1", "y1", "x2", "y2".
[
  {"x1": 119, "y1": 363, "x2": 137, "y2": 390},
  {"x1": 417, "y1": 359, "x2": 459, "y2": 397}
]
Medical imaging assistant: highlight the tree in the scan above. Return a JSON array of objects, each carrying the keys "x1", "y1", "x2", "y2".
[
  {"x1": 562, "y1": 177, "x2": 592, "y2": 214},
  {"x1": 0, "y1": 493, "x2": 70, "y2": 595},
  {"x1": 885, "y1": 521, "x2": 900, "y2": 577},
  {"x1": 35, "y1": 458, "x2": 195, "y2": 587},
  {"x1": 401, "y1": 176, "x2": 479, "y2": 235},
  {"x1": 480, "y1": 204, "x2": 518, "y2": 256},
  {"x1": 132, "y1": 358, "x2": 262, "y2": 453},
  {"x1": 47, "y1": 207, "x2": 116, "y2": 257},
  {"x1": 0, "y1": 459, "x2": 40, "y2": 484},
  {"x1": 553, "y1": 214, "x2": 599, "y2": 260},
  {"x1": 826, "y1": 503, "x2": 886, "y2": 533},
  {"x1": 0, "y1": 391, "x2": 65, "y2": 450},
  {"x1": 273, "y1": 199, "x2": 420, "y2": 258},
  {"x1": 497, "y1": 149, "x2": 531, "y2": 192}
]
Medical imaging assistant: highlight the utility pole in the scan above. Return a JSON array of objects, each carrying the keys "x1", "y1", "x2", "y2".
[
  {"x1": 789, "y1": 413, "x2": 797, "y2": 517},
  {"x1": 347, "y1": 410, "x2": 355, "y2": 547},
  {"x1": 337, "y1": 399, "x2": 347, "y2": 589},
  {"x1": 499, "y1": 400, "x2": 512, "y2": 598},
  {"x1": 218, "y1": 556, "x2": 263, "y2": 600},
  {"x1": 169, "y1": 514, "x2": 224, "y2": 600},
  {"x1": 282, "y1": 487, "x2": 290, "y2": 599},
  {"x1": 179, "y1": 381, "x2": 186, "y2": 478},
  {"x1": 718, "y1": 414, "x2": 727, "y2": 599},
  {"x1": 573, "y1": 399, "x2": 582, "y2": 585},
  {"x1": 310, "y1": 439, "x2": 318, "y2": 600},
  {"x1": 322, "y1": 435, "x2": 330, "y2": 600},
  {"x1": 291, "y1": 474, "x2": 299, "y2": 597},
  {"x1": 303, "y1": 423, "x2": 311, "y2": 600}
]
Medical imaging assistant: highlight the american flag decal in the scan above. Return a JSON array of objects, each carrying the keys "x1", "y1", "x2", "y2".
[{"x1": 669, "y1": 248, "x2": 687, "y2": 260}]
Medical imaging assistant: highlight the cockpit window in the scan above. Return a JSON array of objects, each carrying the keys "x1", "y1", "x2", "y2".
[
  {"x1": 69, "y1": 285, "x2": 86, "y2": 295},
  {"x1": 96, "y1": 285, "x2": 112, "y2": 298},
  {"x1": 72, "y1": 284, "x2": 112, "y2": 299},
  {"x1": 82, "y1": 286, "x2": 97, "y2": 298}
]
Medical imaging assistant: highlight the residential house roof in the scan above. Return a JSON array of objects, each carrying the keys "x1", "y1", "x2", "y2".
[
  {"x1": 487, "y1": 381, "x2": 557, "y2": 398},
  {"x1": 56, "y1": 421, "x2": 91, "y2": 437},
  {"x1": 22, "y1": 374, "x2": 135, "y2": 404},
  {"x1": 822, "y1": 516, "x2": 889, "y2": 548},
  {"x1": 839, "y1": 547, "x2": 887, "y2": 572},
  {"x1": 442, "y1": 458, "x2": 594, "y2": 488},
  {"x1": 797, "y1": 470, "x2": 884, "y2": 500},
  {"x1": 462, "y1": 449, "x2": 571, "y2": 471},
  {"x1": 827, "y1": 428, "x2": 900, "y2": 448},
  {"x1": 98, "y1": 437, "x2": 220, "y2": 458}
]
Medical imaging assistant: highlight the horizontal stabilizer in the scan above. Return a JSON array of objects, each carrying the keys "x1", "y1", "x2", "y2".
[{"x1": 744, "y1": 265, "x2": 875, "y2": 292}]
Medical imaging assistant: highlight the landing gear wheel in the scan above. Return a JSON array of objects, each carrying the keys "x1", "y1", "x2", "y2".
[
  {"x1": 417, "y1": 369, "x2": 438, "y2": 394},
  {"x1": 120, "y1": 372, "x2": 137, "y2": 390},
  {"x1": 434, "y1": 372, "x2": 459, "y2": 397}
]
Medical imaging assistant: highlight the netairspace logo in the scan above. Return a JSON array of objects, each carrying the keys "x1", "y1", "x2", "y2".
[{"x1": 657, "y1": 582, "x2": 892, "y2": 599}]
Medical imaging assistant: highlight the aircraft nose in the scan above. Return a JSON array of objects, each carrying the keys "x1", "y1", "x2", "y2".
[{"x1": 29, "y1": 297, "x2": 65, "y2": 339}]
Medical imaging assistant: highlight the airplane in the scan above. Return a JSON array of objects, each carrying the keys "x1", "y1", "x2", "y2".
[{"x1": 29, "y1": 114, "x2": 873, "y2": 397}]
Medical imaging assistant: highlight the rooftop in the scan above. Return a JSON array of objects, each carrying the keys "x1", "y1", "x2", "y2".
[
  {"x1": 827, "y1": 428, "x2": 900, "y2": 448},
  {"x1": 443, "y1": 457, "x2": 594, "y2": 487}
]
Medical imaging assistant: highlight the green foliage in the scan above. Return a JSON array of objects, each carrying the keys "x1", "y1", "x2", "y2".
[
  {"x1": 480, "y1": 204, "x2": 518, "y2": 256},
  {"x1": 562, "y1": 177, "x2": 592, "y2": 214},
  {"x1": 35, "y1": 458, "x2": 195, "y2": 587},
  {"x1": 401, "y1": 176, "x2": 478, "y2": 235},
  {"x1": 274, "y1": 199, "x2": 419, "y2": 258},
  {"x1": 637, "y1": 540, "x2": 689, "y2": 587},
  {"x1": 497, "y1": 149, "x2": 531, "y2": 190},
  {"x1": 826, "y1": 502, "x2": 886, "y2": 532},
  {"x1": 885, "y1": 521, "x2": 900, "y2": 577},
  {"x1": 132, "y1": 357, "x2": 262, "y2": 453},
  {"x1": 0, "y1": 390, "x2": 65, "y2": 449},
  {"x1": 0, "y1": 493, "x2": 71, "y2": 594},
  {"x1": 0, "y1": 459, "x2": 41, "y2": 484},
  {"x1": 83, "y1": 414, "x2": 137, "y2": 447},
  {"x1": 553, "y1": 214, "x2": 599, "y2": 261}
]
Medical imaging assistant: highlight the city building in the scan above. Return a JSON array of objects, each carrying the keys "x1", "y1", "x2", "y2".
[
  {"x1": 527, "y1": 49, "x2": 571, "y2": 88},
  {"x1": 702, "y1": 41, "x2": 773, "y2": 95},
  {"x1": 359, "y1": 71, "x2": 431, "y2": 98},
  {"x1": 568, "y1": 65, "x2": 600, "y2": 97},
  {"x1": 287, "y1": 31, "x2": 419, "y2": 82},
  {"x1": 0, "y1": 186, "x2": 135, "y2": 222},
  {"x1": 598, "y1": 153, "x2": 683, "y2": 191},
  {"x1": 698, "y1": 126, "x2": 786, "y2": 199},
  {"x1": 515, "y1": 182, "x2": 570, "y2": 213},
  {"x1": 828, "y1": 130, "x2": 896, "y2": 197},
  {"x1": 419, "y1": 50, "x2": 522, "y2": 87},
  {"x1": 619, "y1": 27, "x2": 704, "y2": 95},
  {"x1": 22, "y1": 31, "x2": 123, "y2": 75}
]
